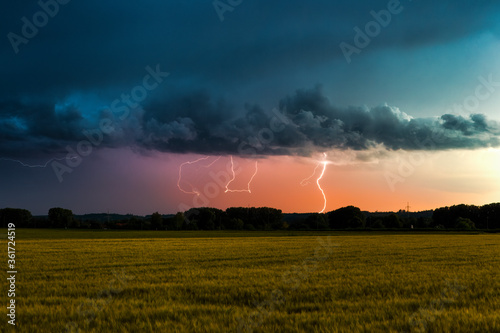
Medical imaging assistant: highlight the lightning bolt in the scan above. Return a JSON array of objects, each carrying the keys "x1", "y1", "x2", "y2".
[
  {"x1": 177, "y1": 156, "x2": 213, "y2": 196},
  {"x1": 203, "y1": 156, "x2": 222, "y2": 168},
  {"x1": 301, "y1": 153, "x2": 329, "y2": 213},
  {"x1": 317, "y1": 160, "x2": 328, "y2": 213},
  {"x1": 0, "y1": 157, "x2": 75, "y2": 168},
  {"x1": 300, "y1": 163, "x2": 321, "y2": 186},
  {"x1": 225, "y1": 155, "x2": 259, "y2": 193},
  {"x1": 177, "y1": 155, "x2": 259, "y2": 196}
]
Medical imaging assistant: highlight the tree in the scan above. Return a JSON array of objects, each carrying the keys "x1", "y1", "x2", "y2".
[
  {"x1": 48, "y1": 208, "x2": 74, "y2": 228},
  {"x1": 183, "y1": 220, "x2": 198, "y2": 230},
  {"x1": 198, "y1": 209, "x2": 216, "y2": 230},
  {"x1": 151, "y1": 212, "x2": 163, "y2": 230},
  {"x1": 455, "y1": 217, "x2": 475, "y2": 230},
  {"x1": 432, "y1": 207, "x2": 451, "y2": 228},
  {"x1": 167, "y1": 212, "x2": 185, "y2": 230},
  {"x1": 348, "y1": 216, "x2": 365, "y2": 228},
  {"x1": 227, "y1": 218, "x2": 244, "y2": 230},
  {"x1": 416, "y1": 217, "x2": 431, "y2": 229},
  {"x1": 305, "y1": 213, "x2": 329, "y2": 230},
  {"x1": 244, "y1": 223, "x2": 256, "y2": 231},
  {"x1": 384, "y1": 214, "x2": 402, "y2": 228},
  {"x1": 372, "y1": 219, "x2": 385, "y2": 229},
  {"x1": 479, "y1": 203, "x2": 500, "y2": 229},
  {"x1": 226, "y1": 207, "x2": 283, "y2": 230},
  {"x1": 433, "y1": 204, "x2": 480, "y2": 228},
  {"x1": 0, "y1": 208, "x2": 32, "y2": 228},
  {"x1": 328, "y1": 206, "x2": 365, "y2": 229}
]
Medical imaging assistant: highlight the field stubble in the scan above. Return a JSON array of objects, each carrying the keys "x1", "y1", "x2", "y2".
[{"x1": 4, "y1": 230, "x2": 500, "y2": 332}]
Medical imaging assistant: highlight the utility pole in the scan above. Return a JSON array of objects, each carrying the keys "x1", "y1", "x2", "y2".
[{"x1": 406, "y1": 202, "x2": 410, "y2": 220}]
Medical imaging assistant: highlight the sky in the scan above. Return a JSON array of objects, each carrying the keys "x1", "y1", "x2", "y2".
[{"x1": 1, "y1": 0, "x2": 500, "y2": 215}]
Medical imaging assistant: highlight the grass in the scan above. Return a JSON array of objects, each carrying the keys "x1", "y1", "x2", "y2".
[{"x1": 3, "y1": 230, "x2": 500, "y2": 332}]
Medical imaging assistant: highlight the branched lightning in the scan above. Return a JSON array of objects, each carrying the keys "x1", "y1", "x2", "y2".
[
  {"x1": 177, "y1": 155, "x2": 259, "y2": 196},
  {"x1": 203, "y1": 156, "x2": 222, "y2": 168},
  {"x1": 177, "y1": 156, "x2": 212, "y2": 196},
  {"x1": 225, "y1": 155, "x2": 259, "y2": 193},
  {"x1": 300, "y1": 163, "x2": 321, "y2": 186},
  {"x1": 177, "y1": 156, "x2": 259, "y2": 196},
  {"x1": 301, "y1": 153, "x2": 329, "y2": 213}
]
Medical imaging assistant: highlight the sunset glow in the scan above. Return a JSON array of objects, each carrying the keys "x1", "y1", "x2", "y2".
[{"x1": 1, "y1": 1, "x2": 499, "y2": 215}]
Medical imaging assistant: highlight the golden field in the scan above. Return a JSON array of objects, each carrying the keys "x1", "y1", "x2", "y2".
[{"x1": 4, "y1": 230, "x2": 500, "y2": 332}]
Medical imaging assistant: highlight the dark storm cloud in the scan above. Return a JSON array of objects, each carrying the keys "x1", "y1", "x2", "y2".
[
  {"x1": 134, "y1": 86, "x2": 500, "y2": 156},
  {"x1": 0, "y1": 100, "x2": 86, "y2": 157},
  {"x1": 3, "y1": 87, "x2": 499, "y2": 158},
  {"x1": 1, "y1": 0, "x2": 500, "y2": 159}
]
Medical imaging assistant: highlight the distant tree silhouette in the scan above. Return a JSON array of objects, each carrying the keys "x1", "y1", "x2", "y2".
[
  {"x1": 455, "y1": 217, "x2": 475, "y2": 230},
  {"x1": 196, "y1": 208, "x2": 216, "y2": 230},
  {"x1": 348, "y1": 216, "x2": 365, "y2": 228},
  {"x1": 227, "y1": 218, "x2": 244, "y2": 230},
  {"x1": 305, "y1": 213, "x2": 329, "y2": 230},
  {"x1": 328, "y1": 206, "x2": 365, "y2": 229},
  {"x1": 416, "y1": 217, "x2": 431, "y2": 228},
  {"x1": 479, "y1": 203, "x2": 500, "y2": 229},
  {"x1": 151, "y1": 212, "x2": 163, "y2": 230},
  {"x1": 5, "y1": 201, "x2": 498, "y2": 231},
  {"x1": 182, "y1": 207, "x2": 225, "y2": 230},
  {"x1": 48, "y1": 207, "x2": 74, "y2": 228},
  {"x1": 183, "y1": 220, "x2": 198, "y2": 230},
  {"x1": 372, "y1": 219, "x2": 385, "y2": 229},
  {"x1": 0, "y1": 208, "x2": 32, "y2": 228},
  {"x1": 226, "y1": 207, "x2": 282, "y2": 230},
  {"x1": 126, "y1": 216, "x2": 143, "y2": 230},
  {"x1": 167, "y1": 212, "x2": 184, "y2": 230},
  {"x1": 406, "y1": 217, "x2": 418, "y2": 229},
  {"x1": 384, "y1": 214, "x2": 402, "y2": 228},
  {"x1": 244, "y1": 223, "x2": 256, "y2": 231},
  {"x1": 432, "y1": 204, "x2": 481, "y2": 228}
]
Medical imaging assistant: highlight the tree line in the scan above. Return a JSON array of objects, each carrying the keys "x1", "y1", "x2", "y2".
[{"x1": 1, "y1": 203, "x2": 499, "y2": 230}]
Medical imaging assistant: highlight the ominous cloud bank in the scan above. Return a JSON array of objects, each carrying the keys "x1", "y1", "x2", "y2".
[
  {"x1": 1, "y1": 0, "x2": 500, "y2": 160},
  {"x1": 1, "y1": 87, "x2": 499, "y2": 159}
]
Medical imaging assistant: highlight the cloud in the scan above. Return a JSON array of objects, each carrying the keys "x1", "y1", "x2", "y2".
[
  {"x1": 1, "y1": 0, "x2": 499, "y2": 100},
  {"x1": 139, "y1": 86, "x2": 500, "y2": 155},
  {"x1": 1, "y1": 0, "x2": 500, "y2": 160},
  {"x1": 0, "y1": 100, "x2": 86, "y2": 157},
  {"x1": 2, "y1": 87, "x2": 499, "y2": 159}
]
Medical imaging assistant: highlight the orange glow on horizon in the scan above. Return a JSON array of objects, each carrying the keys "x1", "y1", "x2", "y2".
[{"x1": 170, "y1": 149, "x2": 500, "y2": 214}]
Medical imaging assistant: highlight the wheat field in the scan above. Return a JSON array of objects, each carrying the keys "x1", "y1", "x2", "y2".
[{"x1": 4, "y1": 230, "x2": 500, "y2": 332}]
